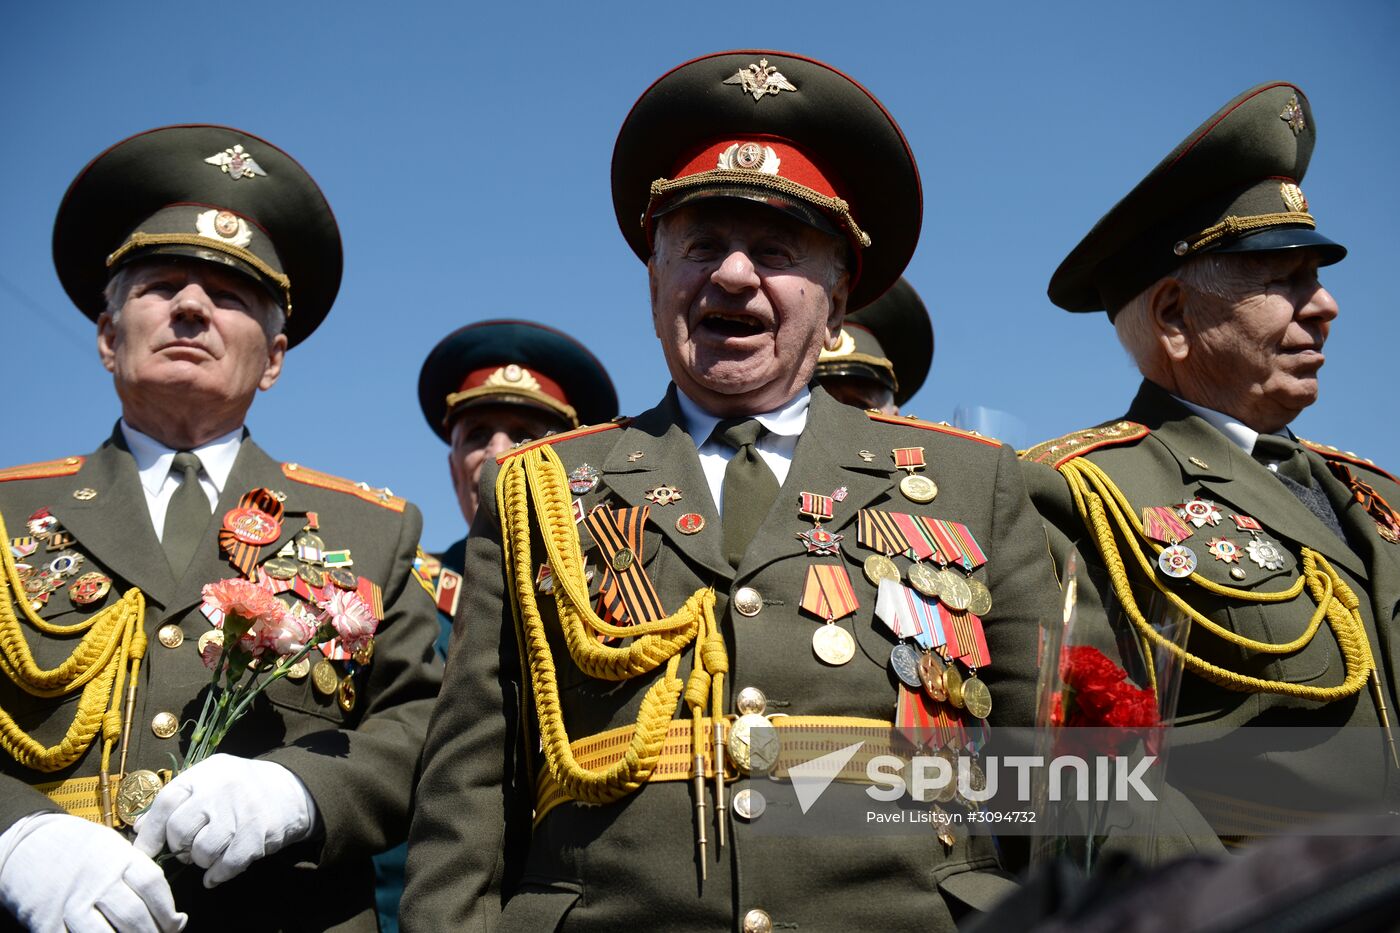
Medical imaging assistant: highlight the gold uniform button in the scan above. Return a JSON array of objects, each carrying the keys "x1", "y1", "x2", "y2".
[
  {"x1": 742, "y1": 908, "x2": 773, "y2": 933},
  {"x1": 157, "y1": 624, "x2": 184, "y2": 649},
  {"x1": 151, "y1": 712, "x2": 179, "y2": 739},
  {"x1": 732, "y1": 586, "x2": 763, "y2": 617}
]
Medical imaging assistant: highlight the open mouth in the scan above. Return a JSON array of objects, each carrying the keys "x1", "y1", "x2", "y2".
[{"x1": 698, "y1": 311, "x2": 768, "y2": 339}]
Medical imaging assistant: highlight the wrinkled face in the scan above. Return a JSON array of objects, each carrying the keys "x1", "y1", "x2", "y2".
[
  {"x1": 1176, "y1": 250, "x2": 1338, "y2": 431},
  {"x1": 97, "y1": 258, "x2": 285, "y2": 416},
  {"x1": 648, "y1": 200, "x2": 849, "y2": 417},
  {"x1": 448, "y1": 403, "x2": 566, "y2": 526}
]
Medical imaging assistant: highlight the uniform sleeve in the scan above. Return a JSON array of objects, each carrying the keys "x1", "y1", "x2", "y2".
[
  {"x1": 0, "y1": 777, "x2": 63, "y2": 835},
  {"x1": 982, "y1": 444, "x2": 1069, "y2": 727},
  {"x1": 403, "y1": 459, "x2": 532, "y2": 930},
  {"x1": 261, "y1": 501, "x2": 445, "y2": 865}
]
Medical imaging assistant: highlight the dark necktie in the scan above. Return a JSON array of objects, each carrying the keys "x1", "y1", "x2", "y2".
[
  {"x1": 1252, "y1": 434, "x2": 1346, "y2": 541},
  {"x1": 713, "y1": 419, "x2": 780, "y2": 567},
  {"x1": 162, "y1": 451, "x2": 211, "y2": 575}
]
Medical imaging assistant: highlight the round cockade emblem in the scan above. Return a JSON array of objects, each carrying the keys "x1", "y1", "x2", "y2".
[{"x1": 223, "y1": 506, "x2": 280, "y2": 546}]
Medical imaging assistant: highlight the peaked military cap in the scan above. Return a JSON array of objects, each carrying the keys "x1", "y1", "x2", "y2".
[
  {"x1": 612, "y1": 50, "x2": 921, "y2": 311},
  {"x1": 53, "y1": 124, "x2": 342, "y2": 347},
  {"x1": 418, "y1": 319, "x2": 619, "y2": 443},
  {"x1": 816, "y1": 277, "x2": 933, "y2": 406},
  {"x1": 1050, "y1": 82, "x2": 1347, "y2": 315}
]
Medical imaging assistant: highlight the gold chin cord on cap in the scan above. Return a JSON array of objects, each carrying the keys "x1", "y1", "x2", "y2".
[
  {"x1": 106, "y1": 233, "x2": 294, "y2": 317},
  {"x1": 648, "y1": 170, "x2": 872, "y2": 249},
  {"x1": 1175, "y1": 211, "x2": 1316, "y2": 257},
  {"x1": 496, "y1": 441, "x2": 728, "y2": 880},
  {"x1": 1058, "y1": 456, "x2": 1399, "y2": 769},
  {"x1": 0, "y1": 510, "x2": 148, "y2": 826}
]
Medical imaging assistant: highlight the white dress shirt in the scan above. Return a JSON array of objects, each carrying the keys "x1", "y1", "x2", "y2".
[
  {"x1": 1174, "y1": 396, "x2": 1293, "y2": 469},
  {"x1": 675, "y1": 388, "x2": 809, "y2": 513},
  {"x1": 120, "y1": 421, "x2": 243, "y2": 540}
]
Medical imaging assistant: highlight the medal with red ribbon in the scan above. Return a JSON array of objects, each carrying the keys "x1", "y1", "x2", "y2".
[
  {"x1": 219, "y1": 488, "x2": 284, "y2": 578},
  {"x1": 1142, "y1": 506, "x2": 1193, "y2": 544},
  {"x1": 584, "y1": 505, "x2": 665, "y2": 626},
  {"x1": 922, "y1": 519, "x2": 986, "y2": 572},
  {"x1": 799, "y1": 563, "x2": 860, "y2": 622},
  {"x1": 796, "y1": 491, "x2": 842, "y2": 555},
  {"x1": 895, "y1": 683, "x2": 968, "y2": 749}
]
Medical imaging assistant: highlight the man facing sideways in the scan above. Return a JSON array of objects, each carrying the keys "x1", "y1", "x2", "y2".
[
  {"x1": 815, "y1": 276, "x2": 933, "y2": 416},
  {"x1": 1022, "y1": 83, "x2": 1399, "y2": 840},
  {"x1": 404, "y1": 50, "x2": 1064, "y2": 931},
  {"x1": 0, "y1": 125, "x2": 442, "y2": 931}
]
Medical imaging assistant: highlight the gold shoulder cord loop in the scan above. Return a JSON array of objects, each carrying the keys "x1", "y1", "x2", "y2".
[
  {"x1": 0, "y1": 510, "x2": 146, "y2": 824},
  {"x1": 496, "y1": 444, "x2": 726, "y2": 809},
  {"x1": 1060, "y1": 458, "x2": 1378, "y2": 699}
]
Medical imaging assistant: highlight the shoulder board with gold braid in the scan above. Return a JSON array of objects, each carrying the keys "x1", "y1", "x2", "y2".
[
  {"x1": 1298, "y1": 439, "x2": 1399, "y2": 484},
  {"x1": 863, "y1": 412, "x2": 1001, "y2": 448},
  {"x1": 281, "y1": 462, "x2": 406, "y2": 512},
  {"x1": 497, "y1": 419, "x2": 631, "y2": 464},
  {"x1": 0, "y1": 456, "x2": 85, "y2": 483},
  {"x1": 1019, "y1": 421, "x2": 1150, "y2": 469}
]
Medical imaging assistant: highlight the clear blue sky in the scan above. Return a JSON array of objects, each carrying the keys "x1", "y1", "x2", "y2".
[{"x1": 5, "y1": 2, "x2": 1397, "y2": 552}]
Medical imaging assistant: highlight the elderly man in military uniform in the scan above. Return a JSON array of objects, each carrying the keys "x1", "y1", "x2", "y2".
[
  {"x1": 369, "y1": 322, "x2": 617, "y2": 933},
  {"x1": 1022, "y1": 83, "x2": 1399, "y2": 839},
  {"x1": 404, "y1": 51, "x2": 1064, "y2": 931},
  {"x1": 815, "y1": 276, "x2": 933, "y2": 415},
  {"x1": 415, "y1": 319, "x2": 619, "y2": 653},
  {"x1": 0, "y1": 126, "x2": 442, "y2": 931}
]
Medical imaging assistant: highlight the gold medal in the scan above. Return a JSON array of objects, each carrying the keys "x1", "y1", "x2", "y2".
[
  {"x1": 862, "y1": 554, "x2": 900, "y2": 586},
  {"x1": 337, "y1": 674, "x2": 357, "y2": 712},
  {"x1": 312, "y1": 659, "x2": 339, "y2": 695},
  {"x1": 298, "y1": 562, "x2": 326, "y2": 588},
  {"x1": 353, "y1": 638, "x2": 375, "y2": 665},
  {"x1": 67, "y1": 572, "x2": 111, "y2": 606},
  {"x1": 942, "y1": 663, "x2": 965, "y2": 709},
  {"x1": 812, "y1": 622, "x2": 855, "y2": 666},
  {"x1": 115, "y1": 770, "x2": 164, "y2": 825},
  {"x1": 892, "y1": 447, "x2": 938, "y2": 503},
  {"x1": 264, "y1": 556, "x2": 298, "y2": 580},
  {"x1": 961, "y1": 674, "x2": 992, "y2": 719},
  {"x1": 329, "y1": 567, "x2": 358, "y2": 590},
  {"x1": 907, "y1": 562, "x2": 941, "y2": 598},
  {"x1": 937, "y1": 571, "x2": 971, "y2": 612},
  {"x1": 918, "y1": 652, "x2": 948, "y2": 703},
  {"x1": 286, "y1": 655, "x2": 311, "y2": 680},
  {"x1": 966, "y1": 579, "x2": 992, "y2": 616},
  {"x1": 728, "y1": 713, "x2": 780, "y2": 775},
  {"x1": 898, "y1": 473, "x2": 938, "y2": 503}
]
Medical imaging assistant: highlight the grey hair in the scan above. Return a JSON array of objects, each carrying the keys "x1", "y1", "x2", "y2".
[
  {"x1": 102, "y1": 260, "x2": 286, "y2": 340},
  {"x1": 1111, "y1": 254, "x2": 1254, "y2": 372}
]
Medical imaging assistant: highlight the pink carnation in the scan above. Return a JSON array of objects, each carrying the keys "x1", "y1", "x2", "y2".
[
  {"x1": 202, "y1": 579, "x2": 287, "y2": 628},
  {"x1": 320, "y1": 589, "x2": 378, "y2": 654}
]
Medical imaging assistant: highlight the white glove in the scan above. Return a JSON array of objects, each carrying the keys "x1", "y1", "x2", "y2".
[
  {"x1": 0, "y1": 810, "x2": 186, "y2": 932},
  {"x1": 133, "y1": 754, "x2": 318, "y2": 889}
]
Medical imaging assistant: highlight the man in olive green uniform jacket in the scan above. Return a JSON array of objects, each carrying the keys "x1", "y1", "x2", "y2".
[
  {"x1": 404, "y1": 51, "x2": 1064, "y2": 932},
  {"x1": 1022, "y1": 82, "x2": 1399, "y2": 837},
  {"x1": 0, "y1": 125, "x2": 442, "y2": 931}
]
